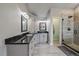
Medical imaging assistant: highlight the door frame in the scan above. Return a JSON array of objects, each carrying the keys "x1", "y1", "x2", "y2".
[{"x1": 59, "y1": 17, "x2": 63, "y2": 45}]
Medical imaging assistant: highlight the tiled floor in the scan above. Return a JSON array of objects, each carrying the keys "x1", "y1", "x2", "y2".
[{"x1": 32, "y1": 43, "x2": 66, "y2": 56}]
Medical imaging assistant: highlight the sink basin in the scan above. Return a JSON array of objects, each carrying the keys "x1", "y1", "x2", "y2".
[
  {"x1": 26, "y1": 34, "x2": 33, "y2": 36},
  {"x1": 14, "y1": 36, "x2": 26, "y2": 43},
  {"x1": 14, "y1": 35, "x2": 33, "y2": 43}
]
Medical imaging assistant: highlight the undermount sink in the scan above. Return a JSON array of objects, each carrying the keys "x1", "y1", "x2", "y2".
[
  {"x1": 26, "y1": 34, "x2": 33, "y2": 36},
  {"x1": 14, "y1": 34, "x2": 33, "y2": 43},
  {"x1": 14, "y1": 36, "x2": 26, "y2": 43}
]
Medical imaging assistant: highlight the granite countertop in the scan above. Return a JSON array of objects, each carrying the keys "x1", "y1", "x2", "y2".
[
  {"x1": 5, "y1": 33, "x2": 34, "y2": 45},
  {"x1": 37, "y1": 31, "x2": 49, "y2": 33},
  {"x1": 5, "y1": 31, "x2": 49, "y2": 45}
]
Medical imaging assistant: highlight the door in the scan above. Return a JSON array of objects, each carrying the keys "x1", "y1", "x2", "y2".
[{"x1": 53, "y1": 17, "x2": 60, "y2": 46}]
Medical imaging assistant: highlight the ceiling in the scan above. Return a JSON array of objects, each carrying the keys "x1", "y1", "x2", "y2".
[
  {"x1": 28, "y1": 3, "x2": 78, "y2": 9},
  {"x1": 26, "y1": 3, "x2": 78, "y2": 17}
]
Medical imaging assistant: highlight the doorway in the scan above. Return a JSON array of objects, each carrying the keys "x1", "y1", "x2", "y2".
[{"x1": 52, "y1": 17, "x2": 60, "y2": 46}]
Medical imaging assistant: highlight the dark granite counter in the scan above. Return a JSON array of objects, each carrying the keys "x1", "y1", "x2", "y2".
[
  {"x1": 5, "y1": 33, "x2": 34, "y2": 44},
  {"x1": 5, "y1": 31, "x2": 49, "y2": 45},
  {"x1": 37, "y1": 31, "x2": 49, "y2": 33}
]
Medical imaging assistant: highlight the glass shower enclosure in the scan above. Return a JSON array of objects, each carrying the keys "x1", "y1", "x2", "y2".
[{"x1": 62, "y1": 16, "x2": 79, "y2": 53}]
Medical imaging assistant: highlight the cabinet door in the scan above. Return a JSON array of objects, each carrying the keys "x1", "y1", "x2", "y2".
[
  {"x1": 39, "y1": 34, "x2": 44, "y2": 43},
  {"x1": 29, "y1": 34, "x2": 37, "y2": 56},
  {"x1": 29, "y1": 36, "x2": 35, "y2": 56},
  {"x1": 43, "y1": 33, "x2": 47, "y2": 43},
  {"x1": 34, "y1": 34, "x2": 39, "y2": 44},
  {"x1": 7, "y1": 45, "x2": 29, "y2": 56},
  {"x1": 29, "y1": 42, "x2": 32, "y2": 56},
  {"x1": 39, "y1": 33, "x2": 47, "y2": 43}
]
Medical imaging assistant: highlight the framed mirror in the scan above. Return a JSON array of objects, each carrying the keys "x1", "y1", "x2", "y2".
[
  {"x1": 39, "y1": 22, "x2": 46, "y2": 31},
  {"x1": 21, "y1": 15, "x2": 28, "y2": 32}
]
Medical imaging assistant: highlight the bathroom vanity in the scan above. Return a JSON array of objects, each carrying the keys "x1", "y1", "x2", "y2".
[
  {"x1": 29, "y1": 31, "x2": 49, "y2": 56},
  {"x1": 5, "y1": 33, "x2": 33, "y2": 56},
  {"x1": 5, "y1": 31, "x2": 49, "y2": 56}
]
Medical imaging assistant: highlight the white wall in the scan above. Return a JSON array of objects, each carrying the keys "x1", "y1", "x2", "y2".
[{"x1": 0, "y1": 3, "x2": 28, "y2": 56}]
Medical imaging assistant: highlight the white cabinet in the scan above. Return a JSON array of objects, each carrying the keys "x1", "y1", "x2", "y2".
[
  {"x1": 6, "y1": 45, "x2": 29, "y2": 56},
  {"x1": 29, "y1": 37, "x2": 35, "y2": 56},
  {"x1": 29, "y1": 33, "x2": 48, "y2": 56},
  {"x1": 39, "y1": 33, "x2": 47, "y2": 44},
  {"x1": 33, "y1": 33, "x2": 47, "y2": 44},
  {"x1": 34, "y1": 34, "x2": 39, "y2": 44},
  {"x1": 29, "y1": 34, "x2": 37, "y2": 56}
]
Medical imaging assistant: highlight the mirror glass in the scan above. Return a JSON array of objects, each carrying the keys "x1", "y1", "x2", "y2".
[{"x1": 21, "y1": 15, "x2": 28, "y2": 32}]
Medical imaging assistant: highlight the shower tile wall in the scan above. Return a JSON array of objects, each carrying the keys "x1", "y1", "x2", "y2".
[{"x1": 63, "y1": 16, "x2": 74, "y2": 45}]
